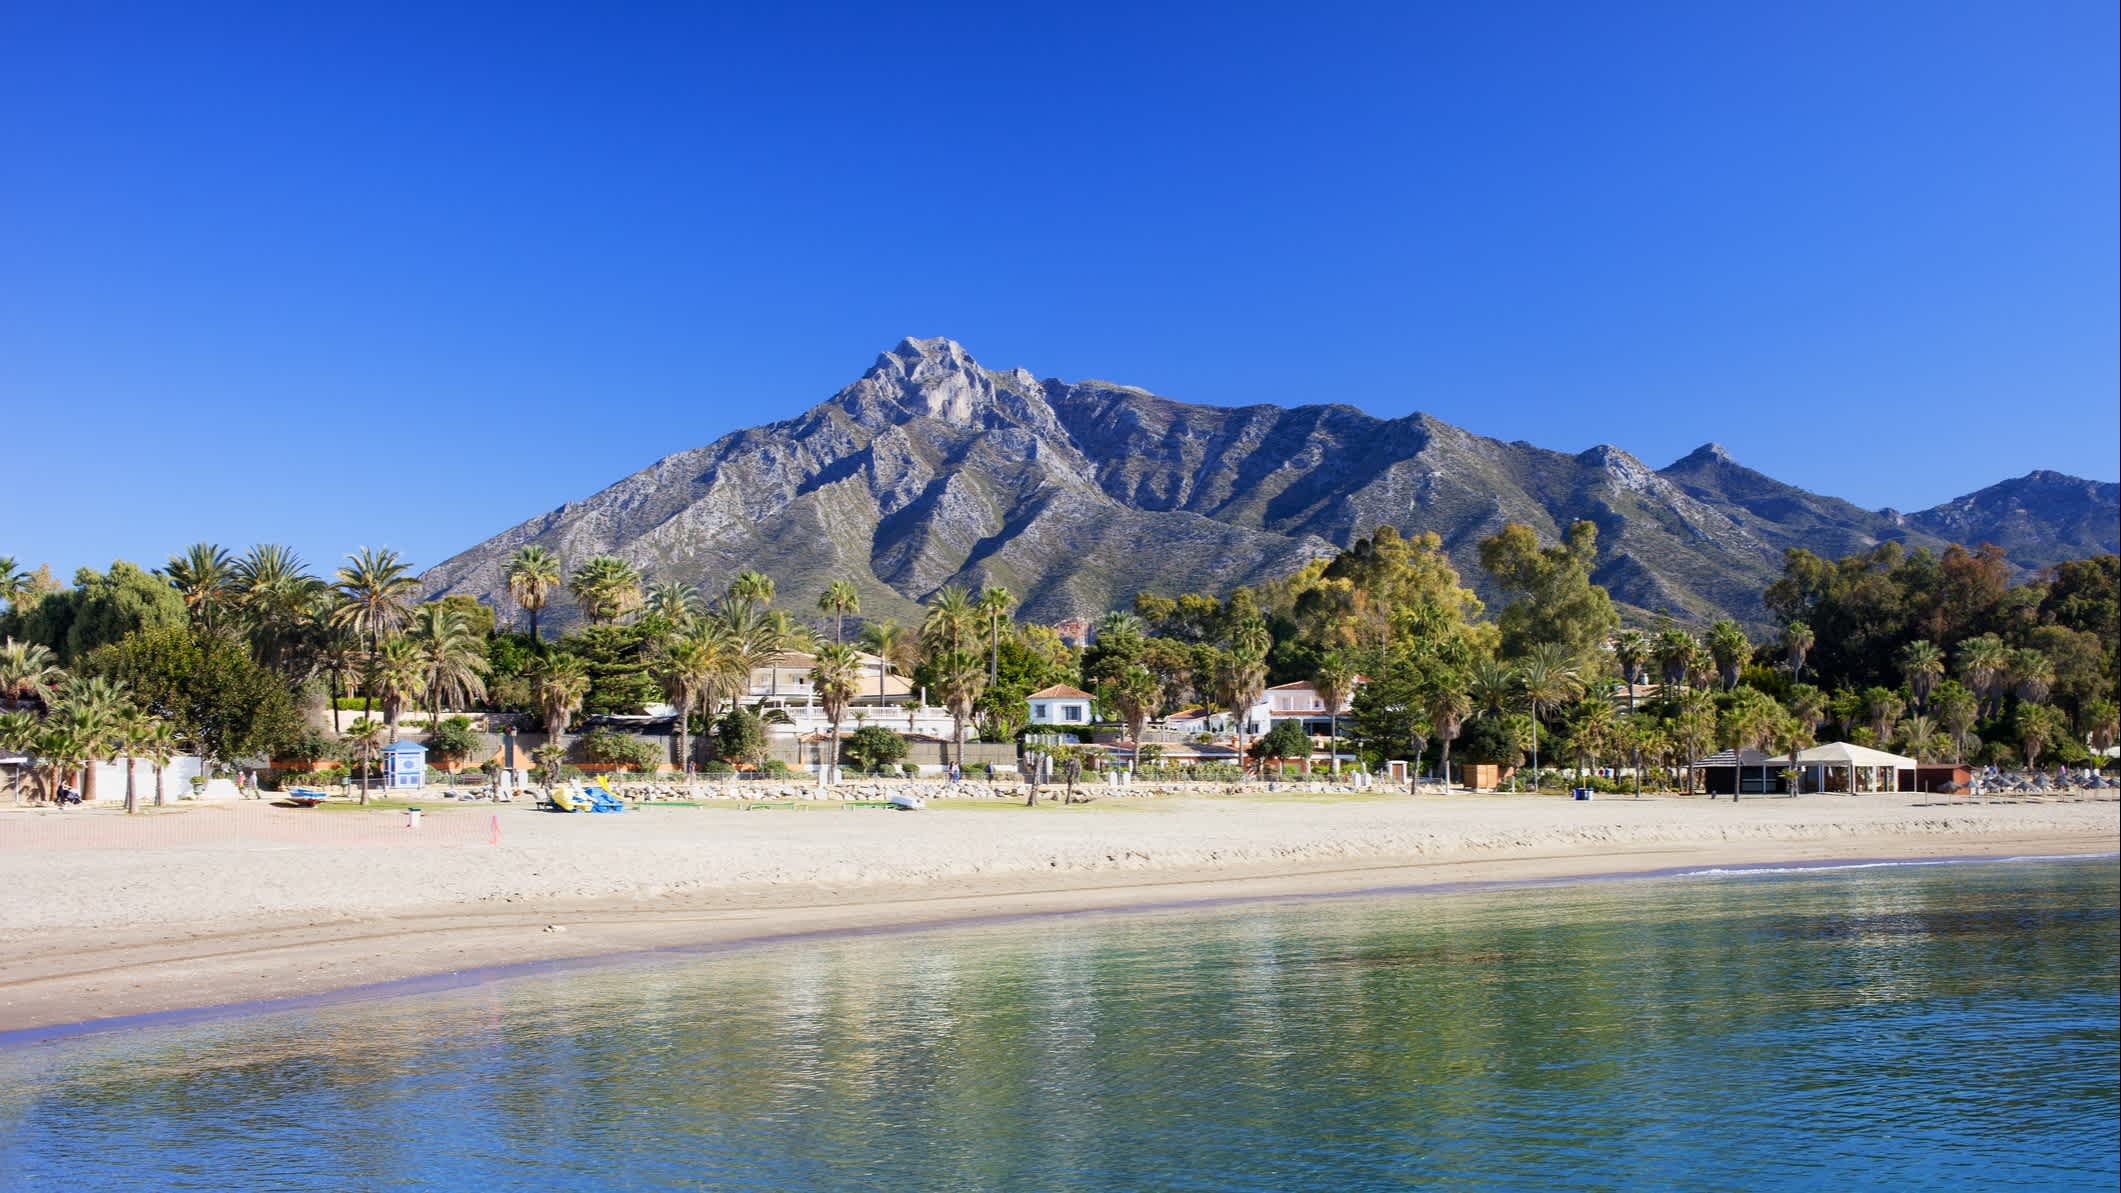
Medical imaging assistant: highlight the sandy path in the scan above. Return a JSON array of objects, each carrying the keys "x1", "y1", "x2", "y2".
[{"x1": 2, "y1": 793, "x2": 2114, "y2": 1036}]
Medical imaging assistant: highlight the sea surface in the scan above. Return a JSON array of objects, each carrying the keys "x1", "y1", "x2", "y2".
[{"x1": 2, "y1": 857, "x2": 2115, "y2": 1191}]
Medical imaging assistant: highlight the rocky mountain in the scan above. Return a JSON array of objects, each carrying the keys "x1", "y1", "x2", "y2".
[{"x1": 421, "y1": 337, "x2": 2119, "y2": 629}]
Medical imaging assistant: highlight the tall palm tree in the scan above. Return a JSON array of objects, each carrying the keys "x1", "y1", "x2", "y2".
[
  {"x1": 1653, "y1": 627, "x2": 1699, "y2": 694},
  {"x1": 1426, "y1": 684, "x2": 1472, "y2": 792},
  {"x1": 1612, "y1": 629, "x2": 1651, "y2": 710},
  {"x1": 2010, "y1": 649, "x2": 2054, "y2": 705},
  {"x1": 372, "y1": 637, "x2": 429, "y2": 741},
  {"x1": 1214, "y1": 646, "x2": 1268, "y2": 768},
  {"x1": 1516, "y1": 643, "x2": 1581, "y2": 782},
  {"x1": 1103, "y1": 665, "x2": 1162, "y2": 774},
  {"x1": 409, "y1": 603, "x2": 489, "y2": 728},
  {"x1": 569, "y1": 556, "x2": 642, "y2": 625},
  {"x1": 1705, "y1": 620, "x2": 1752, "y2": 691},
  {"x1": 659, "y1": 629, "x2": 723, "y2": 773},
  {"x1": 1772, "y1": 712, "x2": 1814, "y2": 794},
  {"x1": 1786, "y1": 684, "x2": 1828, "y2": 738},
  {"x1": 1898, "y1": 640, "x2": 1946, "y2": 710},
  {"x1": 726, "y1": 570, "x2": 776, "y2": 610},
  {"x1": 809, "y1": 643, "x2": 864, "y2": 785},
  {"x1": 1313, "y1": 652, "x2": 1357, "y2": 775},
  {"x1": 922, "y1": 586, "x2": 979, "y2": 659},
  {"x1": 532, "y1": 656, "x2": 591, "y2": 760},
  {"x1": 231, "y1": 544, "x2": 323, "y2": 674},
  {"x1": 308, "y1": 594, "x2": 359, "y2": 733},
  {"x1": 859, "y1": 620, "x2": 916, "y2": 710},
  {"x1": 334, "y1": 547, "x2": 419, "y2": 718},
  {"x1": 933, "y1": 649, "x2": 986, "y2": 773},
  {"x1": 646, "y1": 581, "x2": 701, "y2": 633},
  {"x1": 117, "y1": 708, "x2": 152, "y2": 815},
  {"x1": 1469, "y1": 657, "x2": 1517, "y2": 720},
  {"x1": 162, "y1": 543, "x2": 236, "y2": 635},
  {"x1": 818, "y1": 580, "x2": 861, "y2": 644},
  {"x1": 1566, "y1": 697, "x2": 1617, "y2": 779},
  {"x1": 505, "y1": 545, "x2": 564, "y2": 640},
  {"x1": 977, "y1": 586, "x2": 1015, "y2": 683},
  {"x1": 1956, "y1": 634, "x2": 2011, "y2": 717},
  {"x1": 1781, "y1": 622, "x2": 1815, "y2": 683}
]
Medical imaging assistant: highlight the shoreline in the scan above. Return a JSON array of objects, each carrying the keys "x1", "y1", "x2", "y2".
[{"x1": 3, "y1": 793, "x2": 2114, "y2": 1042}]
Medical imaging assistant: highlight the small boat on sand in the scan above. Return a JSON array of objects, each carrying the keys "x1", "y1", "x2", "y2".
[{"x1": 886, "y1": 792, "x2": 925, "y2": 811}]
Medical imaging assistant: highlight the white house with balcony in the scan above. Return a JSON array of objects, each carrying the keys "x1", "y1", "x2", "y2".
[{"x1": 1027, "y1": 684, "x2": 1095, "y2": 727}]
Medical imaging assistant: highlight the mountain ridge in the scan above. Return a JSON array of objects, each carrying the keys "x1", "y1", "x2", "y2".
[{"x1": 421, "y1": 337, "x2": 2119, "y2": 629}]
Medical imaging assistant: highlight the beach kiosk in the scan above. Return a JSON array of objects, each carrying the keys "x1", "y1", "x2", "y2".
[{"x1": 381, "y1": 740, "x2": 428, "y2": 791}]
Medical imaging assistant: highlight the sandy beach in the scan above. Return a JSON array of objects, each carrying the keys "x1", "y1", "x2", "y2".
[{"x1": 2, "y1": 791, "x2": 2114, "y2": 1036}]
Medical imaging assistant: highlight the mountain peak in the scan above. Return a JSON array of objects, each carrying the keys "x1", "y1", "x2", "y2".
[{"x1": 1672, "y1": 441, "x2": 1734, "y2": 468}]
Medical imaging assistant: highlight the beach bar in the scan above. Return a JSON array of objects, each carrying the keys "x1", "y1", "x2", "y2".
[{"x1": 1770, "y1": 742, "x2": 1913, "y2": 795}]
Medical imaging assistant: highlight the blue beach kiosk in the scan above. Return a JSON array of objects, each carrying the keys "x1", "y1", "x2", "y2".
[{"x1": 381, "y1": 740, "x2": 428, "y2": 791}]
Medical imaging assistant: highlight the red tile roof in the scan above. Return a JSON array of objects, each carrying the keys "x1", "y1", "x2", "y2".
[{"x1": 1028, "y1": 684, "x2": 1093, "y2": 699}]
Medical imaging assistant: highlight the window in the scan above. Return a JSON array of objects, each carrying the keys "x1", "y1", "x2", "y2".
[{"x1": 1063, "y1": 705, "x2": 1085, "y2": 723}]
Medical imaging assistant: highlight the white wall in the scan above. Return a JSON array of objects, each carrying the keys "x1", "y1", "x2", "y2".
[{"x1": 81, "y1": 754, "x2": 210, "y2": 802}]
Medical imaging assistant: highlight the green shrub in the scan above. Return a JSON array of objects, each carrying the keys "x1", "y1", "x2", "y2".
[
  {"x1": 762, "y1": 758, "x2": 794, "y2": 779},
  {"x1": 700, "y1": 760, "x2": 735, "y2": 778},
  {"x1": 899, "y1": 762, "x2": 921, "y2": 777},
  {"x1": 581, "y1": 728, "x2": 663, "y2": 772},
  {"x1": 843, "y1": 725, "x2": 908, "y2": 774},
  {"x1": 426, "y1": 715, "x2": 483, "y2": 763}
]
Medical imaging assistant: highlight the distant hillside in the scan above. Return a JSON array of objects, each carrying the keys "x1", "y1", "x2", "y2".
[{"x1": 422, "y1": 338, "x2": 2119, "y2": 629}]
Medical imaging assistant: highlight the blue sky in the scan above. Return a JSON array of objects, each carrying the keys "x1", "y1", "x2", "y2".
[{"x1": 3, "y1": 1, "x2": 2115, "y2": 583}]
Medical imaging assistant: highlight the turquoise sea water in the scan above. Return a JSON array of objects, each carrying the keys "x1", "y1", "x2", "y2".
[{"x1": 2, "y1": 857, "x2": 2115, "y2": 1191}]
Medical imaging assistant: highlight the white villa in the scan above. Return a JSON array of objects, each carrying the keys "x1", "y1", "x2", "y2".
[{"x1": 1027, "y1": 684, "x2": 1095, "y2": 727}]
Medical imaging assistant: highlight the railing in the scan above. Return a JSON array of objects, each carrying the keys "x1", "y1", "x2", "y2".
[{"x1": 0, "y1": 804, "x2": 502, "y2": 849}]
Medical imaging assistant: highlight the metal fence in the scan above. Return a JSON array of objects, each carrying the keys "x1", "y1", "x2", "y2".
[{"x1": 0, "y1": 804, "x2": 502, "y2": 849}]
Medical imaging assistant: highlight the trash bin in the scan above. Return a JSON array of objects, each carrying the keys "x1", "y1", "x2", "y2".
[
  {"x1": 405, "y1": 807, "x2": 422, "y2": 828},
  {"x1": 1573, "y1": 787, "x2": 1592, "y2": 801}
]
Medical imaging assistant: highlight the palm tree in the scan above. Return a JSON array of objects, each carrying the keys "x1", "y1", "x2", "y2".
[
  {"x1": 1932, "y1": 683, "x2": 1979, "y2": 763},
  {"x1": 1653, "y1": 627, "x2": 1699, "y2": 695},
  {"x1": 1214, "y1": 646, "x2": 1268, "y2": 769},
  {"x1": 28, "y1": 718, "x2": 89, "y2": 805},
  {"x1": 1516, "y1": 643, "x2": 1581, "y2": 782},
  {"x1": 818, "y1": 580, "x2": 861, "y2": 644},
  {"x1": 0, "y1": 640, "x2": 64, "y2": 709},
  {"x1": 1781, "y1": 622, "x2": 1815, "y2": 683},
  {"x1": 2016, "y1": 703, "x2": 2064, "y2": 768},
  {"x1": 659, "y1": 630, "x2": 723, "y2": 774},
  {"x1": 334, "y1": 547, "x2": 419, "y2": 717},
  {"x1": 922, "y1": 585, "x2": 978, "y2": 659},
  {"x1": 116, "y1": 708, "x2": 152, "y2": 815},
  {"x1": 646, "y1": 581, "x2": 702, "y2": 633},
  {"x1": 860, "y1": 620, "x2": 917, "y2": 712},
  {"x1": 309, "y1": 594, "x2": 359, "y2": 733},
  {"x1": 343, "y1": 716, "x2": 385, "y2": 804},
  {"x1": 1612, "y1": 629, "x2": 1651, "y2": 709},
  {"x1": 809, "y1": 643, "x2": 863, "y2": 784},
  {"x1": 505, "y1": 545, "x2": 563, "y2": 640},
  {"x1": 1103, "y1": 665, "x2": 1162, "y2": 773},
  {"x1": 409, "y1": 603, "x2": 489, "y2": 728},
  {"x1": 726, "y1": 570, "x2": 776, "y2": 610},
  {"x1": 1426, "y1": 685, "x2": 1472, "y2": 792},
  {"x1": 1565, "y1": 697, "x2": 1617, "y2": 781},
  {"x1": 373, "y1": 637, "x2": 429, "y2": 741},
  {"x1": 1898, "y1": 640, "x2": 1946, "y2": 710},
  {"x1": 1468, "y1": 657, "x2": 1517, "y2": 719},
  {"x1": 231, "y1": 543, "x2": 323, "y2": 674},
  {"x1": 1313, "y1": 652, "x2": 1357, "y2": 775},
  {"x1": 1705, "y1": 620, "x2": 1752, "y2": 690},
  {"x1": 162, "y1": 543, "x2": 236, "y2": 634},
  {"x1": 1716, "y1": 690, "x2": 1778, "y2": 800},
  {"x1": 569, "y1": 556, "x2": 642, "y2": 625},
  {"x1": 532, "y1": 655, "x2": 591, "y2": 760},
  {"x1": 53, "y1": 675, "x2": 130, "y2": 803},
  {"x1": 1862, "y1": 686, "x2": 1906, "y2": 743},
  {"x1": 1772, "y1": 712, "x2": 1814, "y2": 794},
  {"x1": 1956, "y1": 634, "x2": 2011, "y2": 717},
  {"x1": 0, "y1": 709, "x2": 37, "y2": 802},
  {"x1": 933, "y1": 649, "x2": 986, "y2": 773},
  {"x1": 1786, "y1": 684, "x2": 1828, "y2": 739},
  {"x1": 1898, "y1": 714, "x2": 1944, "y2": 767},
  {"x1": 2010, "y1": 649, "x2": 2054, "y2": 705},
  {"x1": 0, "y1": 557, "x2": 28, "y2": 612},
  {"x1": 977, "y1": 586, "x2": 1015, "y2": 683},
  {"x1": 136, "y1": 716, "x2": 179, "y2": 807}
]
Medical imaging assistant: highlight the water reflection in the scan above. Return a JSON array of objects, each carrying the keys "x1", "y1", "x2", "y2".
[{"x1": 1, "y1": 861, "x2": 2114, "y2": 1192}]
